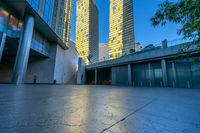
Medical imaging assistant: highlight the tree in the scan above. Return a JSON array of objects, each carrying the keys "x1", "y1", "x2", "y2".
[{"x1": 151, "y1": 0, "x2": 200, "y2": 44}]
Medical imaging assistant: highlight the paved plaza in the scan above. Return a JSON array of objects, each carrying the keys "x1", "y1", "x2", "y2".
[{"x1": 0, "y1": 84, "x2": 200, "y2": 133}]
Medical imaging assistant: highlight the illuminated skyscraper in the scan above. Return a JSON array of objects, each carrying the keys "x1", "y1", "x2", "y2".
[
  {"x1": 108, "y1": 0, "x2": 135, "y2": 60},
  {"x1": 76, "y1": 0, "x2": 99, "y2": 65},
  {"x1": 52, "y1": 0, "x2": 73, "y2": 45},
  {"x1": 63, "y1": 0, "x2": 73, "y2": 44}
]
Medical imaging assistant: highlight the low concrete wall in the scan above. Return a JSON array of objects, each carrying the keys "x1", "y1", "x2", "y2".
[
  {"x1": 111, "y1": 66, "x2": 128, "y2": 86},
  {"x1": 25, "y1": 45, "x2": 57, "y2": 84},
  {"x1": 54, "y1": 44, "x2": 78, "y2": 84},
  {"x1": 26, "y1": 43, "x2": 78, "y2": 84}
]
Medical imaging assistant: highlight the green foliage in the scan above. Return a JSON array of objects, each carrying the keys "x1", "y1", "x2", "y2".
[{"x1": 151, "y1": 0, "x2": 200, "y2": 42}]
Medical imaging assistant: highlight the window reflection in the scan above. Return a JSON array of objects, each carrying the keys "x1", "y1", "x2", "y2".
[
  {"x1": 9, "y1": 15, "x2": 19, "y2": 31},
  {"x1": 0, "y1": 7, "x2": 23, "y2": 32},
  {"x1": 0, "y1": 8, "x2": 9, "y2": 27},
  {"x1": 18, "y1": 21, "x2": 23, "y2": 30}
]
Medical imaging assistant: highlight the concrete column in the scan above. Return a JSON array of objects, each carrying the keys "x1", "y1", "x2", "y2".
[
  {"x1": 95, "y1": 69, "x2": 97, "y2": 85},
  {"x1": 172, "y1": 62, "x2": 177, "y2": 88},
  {"x1": 111, "y1": 67, "x2": 116, "y2": 85},
  {"x1": 0, "y1": 33, "x2": 6, "y2": 62},
  {"x1": 77, "y1": 58, "x2": 86, "y2": 85},
  {"x1": 12, "y1": 15, "x2": 34, "y2": 84},
  {"x1": 148, "y1": 63, "x2": 152, "y2": 86},
  {"x1": 161, "y1": 59, "x2": 168, "y2": 87},
  {"x1": 128, "y1": 64, "x2": 132, "y2": 86}
]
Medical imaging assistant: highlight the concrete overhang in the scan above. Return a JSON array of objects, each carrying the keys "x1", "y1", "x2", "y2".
[{"x1": 5, "y1": 0, "x2": 68, "y2": 50}]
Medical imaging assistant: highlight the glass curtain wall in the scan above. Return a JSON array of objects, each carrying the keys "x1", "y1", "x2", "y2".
[
  {"x1": 27, "y1": 0, "x2": 54, "y2": 25},
  {"x1": 132, "y1": 62, "x2": 162, "y2": 87},
  {"x1": 0, "y1": 8, "x2": 23, "y2": 32},
  {"x1": 167, "y1": 57, "x2": 200, "y2": 88}
]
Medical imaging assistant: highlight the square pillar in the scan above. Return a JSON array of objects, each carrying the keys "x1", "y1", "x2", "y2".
[
  {"x1": 77, "y1": 58, "x2": 86, "y2": 84},
  {"x1": 148, "y1": 63, "x2": 153, "y2": 86},
  {"x1": 128, "y1": 64, "x2": 132, "y2": 86},
  {"x1": 12, "y1": 15, "x2": 34, "y2": 84},
  {"x1": 95, "y1": 69, "x2": 97, "y2": 85},
  {"x1": 172, "y1": 62, "x2": 177, "y2": 88},
  {"x1": 161, "y1": 59, "x2": 168, "y2": 87},
  {"x1": 111, "y1": 67, "x2": 116, "y2": 85},
  {"x1": 0, "y1": 33, "x2": 6, "y2": 62}
]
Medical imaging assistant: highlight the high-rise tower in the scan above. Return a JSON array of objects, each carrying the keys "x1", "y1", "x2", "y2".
[
  {"x1": 76, "y1": 0, "x2": 99, "y2": 64},
  {"x1": 108, "y1": 0, "x2": 135, "y2": 60},
  {"x1": 52, "y1": 0, "x2": 73, "y2": 45}
]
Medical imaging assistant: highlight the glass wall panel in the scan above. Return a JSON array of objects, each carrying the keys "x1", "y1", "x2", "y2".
[
  {"x1": 191, "y1": 57, "x2": 200, "y2": 88},
  {"x1": 132, "y1": 64, "x2": 149, "y2": 86},
  {"x1": 43, "y1": 0, "x2": 53, "y2": 25},
  {"x1": 167, "y1": 57, "x2": 200, "y2": 88},
  {"x1": 113, "y1": 66, "x2": 128, "y2": 85},
  {"x1": 151, "y1": 62, "x2": 162, "y2": 87},
  {"x1": 176, "y1": 60, "x2": 192, "y2": 88},
  {"x1": 31, "y1": 30, "x2": 50, "y2": 56},
  {"x1": 27, "y1": 0, "x2": 40, "y2": 11}
]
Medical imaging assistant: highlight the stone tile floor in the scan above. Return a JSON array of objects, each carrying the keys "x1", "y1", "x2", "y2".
[{"x1": 0, "y1": 84, "x2": 200, "y2": 133}]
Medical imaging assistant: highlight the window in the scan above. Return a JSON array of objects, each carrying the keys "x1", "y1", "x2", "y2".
[
  {"x1": 43, "y1": 0, "x2": 53, "y2": 25},
  {"x1": 27, "y1": 0, "x2": 40, "y2": 11},
  {"x1": 0, "y1": 8, "x2": 9, "y2": 27},
  {"x1": 8, "y1": 15, "x2": 18, "y2": 31}
]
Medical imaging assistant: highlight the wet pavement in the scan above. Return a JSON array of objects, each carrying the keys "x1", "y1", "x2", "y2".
[{"x1": 0, "y1": 84, "x2": 200, "y2": 133}]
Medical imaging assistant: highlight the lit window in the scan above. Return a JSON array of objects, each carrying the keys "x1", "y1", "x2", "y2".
[{"x1": 0, "y1": 8, "x2": 9, "y2": 27}]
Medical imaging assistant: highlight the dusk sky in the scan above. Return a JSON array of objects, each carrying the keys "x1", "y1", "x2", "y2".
[{"x1": 70, "y1": 0, "x2": 181, "y2": 47}]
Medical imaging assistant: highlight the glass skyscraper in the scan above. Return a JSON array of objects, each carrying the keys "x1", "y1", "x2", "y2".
[
  {"x1": 51, "y1": 0, "x2": 72, "y2": 44},
  {"x1": 108, "y1": 0, "x2": 135, "y2": 60},
  {"x1": 76, "y1": 0, "x2": 99, "y2": 65},
  {"x1": 27, "y1": 0, "x2": 54, "y2": 25}
]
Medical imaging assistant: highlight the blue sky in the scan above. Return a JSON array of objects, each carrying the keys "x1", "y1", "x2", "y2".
[{"x1": 70, "y1": 0, "x2": 181, "y2": 47}]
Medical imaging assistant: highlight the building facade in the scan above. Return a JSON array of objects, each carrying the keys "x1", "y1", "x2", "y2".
[
  {"x1": 108, "y1": 0, "x2": 135, "y2": 60},
  {"x1": 0, "y1": 0, "x2": 73, "y2": 84},
  {"x1": 51, "y1": 0, "x2": 72, "y2": 44},
  {"x1": 84, "y1": 43, "x2": 200, "y2": 88},
  {"x1": 99, "y1": 43, "x2": 109, "y2": 62},
  {"x1": 76, "y1": 0, "x2": 99, "y2": 65}
]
